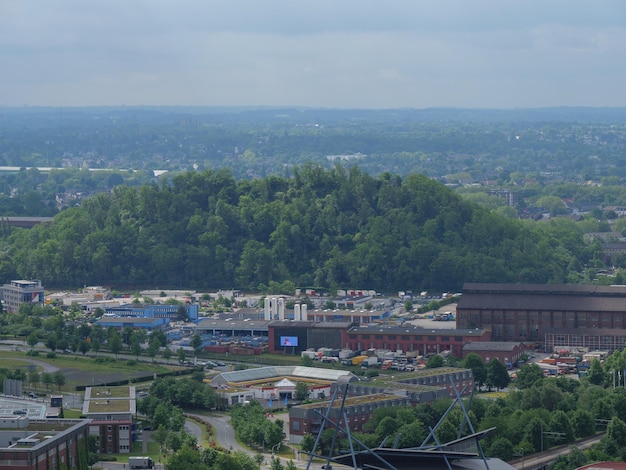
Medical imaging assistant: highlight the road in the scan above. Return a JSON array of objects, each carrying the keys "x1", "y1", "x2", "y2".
[{"x1": 187, "y1": 412, "x2": 247, "y2": 453}]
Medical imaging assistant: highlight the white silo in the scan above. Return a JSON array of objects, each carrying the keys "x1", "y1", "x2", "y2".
[
  {"x1": 294, "y1": 303, "x2": 301, "y2": 321},
  {"x1": 301, "y1": 304, "x2": 308, "y2": 321},
  {"x1": 264, "y1": 297, "x2": 271, "y2": 321},
  {"x1": 271, "y1": 297, "x2": 278, "y2": 319},
  {"x1": 278, "y1": 297, "x2": 285, "y2": 320}
]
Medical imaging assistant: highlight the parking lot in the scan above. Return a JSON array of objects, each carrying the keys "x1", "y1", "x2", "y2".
[{"x1": 0, "y1": 397, "x2": 47, "y2": 418}]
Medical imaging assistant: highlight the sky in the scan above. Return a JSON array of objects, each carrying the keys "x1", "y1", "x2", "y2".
[{"x1": 1, "y1": 1, "x2": 625, "y2": 109}]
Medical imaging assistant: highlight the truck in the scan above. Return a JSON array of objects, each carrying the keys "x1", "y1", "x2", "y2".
[
  {"x1": 351, "y1": 355, "x2": 368, "y2": 366},
  {"x1": 129, "y1": 457, "x2": 154, "y2": 469},
  {"x1": 364, "y1": 356, "x2": 379, "y2": 367}
]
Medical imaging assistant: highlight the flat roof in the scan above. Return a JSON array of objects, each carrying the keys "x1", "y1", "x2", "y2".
[
  {"x1": 97, "y1": 317, "x2": 163, "y2": 324},
  {"x1": 463, "y1": 342, "x2": 523, "y2": 352},
  {"x1": 297, "y1": 393, "x2": 403, "y2": 409},
  {"x1": 197, "y1": 318, "x2": 272, "y2": 329},
  {"x1": 347, "y1": 324, "x2": 486, "y2": 335},
  {"x1": 459, "y1": 283, "x2": 626, "y2": 312}
]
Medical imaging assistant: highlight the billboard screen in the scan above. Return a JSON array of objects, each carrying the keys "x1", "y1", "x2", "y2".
[{"x1": 280, "y1": 336, "x2": 298, "y2": 347}]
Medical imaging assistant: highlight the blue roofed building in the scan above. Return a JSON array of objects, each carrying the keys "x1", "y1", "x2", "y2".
[
  {"x1": 104, "y1": 303, "x2": 199, "y2": 321},
  {"x1": 96, "y1": 316, "x2": 169, "y2": 331}
]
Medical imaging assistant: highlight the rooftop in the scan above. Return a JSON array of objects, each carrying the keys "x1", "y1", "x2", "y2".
[{"x1": 297, "y1": 393, "x2": 404, "y2": 409}]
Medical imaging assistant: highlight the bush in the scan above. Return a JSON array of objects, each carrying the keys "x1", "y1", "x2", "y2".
[
  {"x1": 27, "y1": 350, "x2": 40, "y2": 357},
  {"x1": 94, "y1": 356, "x2": 115, "y2": 364},
  {"x1": 126, "y1": 359, "x2": 137, "y2": 366},
  {"x1": 46, "y1": 352, "x2": 56, "y2": 359}
]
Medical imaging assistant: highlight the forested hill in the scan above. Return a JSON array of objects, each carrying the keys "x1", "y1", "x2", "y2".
[{"x1": 5, "y1": 165, "x2": 592, "y2": 292}]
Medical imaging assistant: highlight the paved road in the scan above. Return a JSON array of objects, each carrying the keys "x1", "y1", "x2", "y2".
[
  {"x1": 184, "y1": 418, "x2": 203, "y2": 444},
  {"x1": 187, "y1": 412, "x2": 247, "y2": 453},
  {"x1": 2, "y1": 355, "x2": 60, "y2": 373}
]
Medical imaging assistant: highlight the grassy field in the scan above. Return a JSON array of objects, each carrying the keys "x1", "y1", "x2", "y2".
[{"x1": 3, "y1": 350, "x2": 183, "y2": 391}]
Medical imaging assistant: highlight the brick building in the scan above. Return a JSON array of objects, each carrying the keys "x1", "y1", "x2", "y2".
[
  {"x1": 82, "y1": 386, "x2": 136, "y2": 454},
  {"x1": 288, "y1": 367, "x2": 474, "y2": 444},
  {"x1": 345, "y1": 324, "x2": 491, "y2": 357},
  {"x1": 0, "y1": 417, "x2": 90, "y2": 470}
]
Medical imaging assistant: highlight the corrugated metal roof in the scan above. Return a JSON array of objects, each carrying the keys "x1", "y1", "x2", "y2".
[
  {"x1": 458, "y1": 283, "x2": 626, "y2": 312},
  {"x1": 213, "y1": 366, "x2": 356, "y2": 385}
]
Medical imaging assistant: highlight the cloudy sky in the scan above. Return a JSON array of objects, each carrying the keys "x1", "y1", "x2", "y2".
[{"x1": 1, "y1": 1, "x2": 625, "y2": 109}]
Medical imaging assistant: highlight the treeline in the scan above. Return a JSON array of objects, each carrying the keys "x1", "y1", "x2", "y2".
[{"x1": 3, "y1": 165, "x2": 598, "y2": 291}]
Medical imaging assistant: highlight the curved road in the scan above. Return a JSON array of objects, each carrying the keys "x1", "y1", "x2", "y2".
[
  {"x1": 187, "y1": 412, "x2": 248, "y2": 453},
  {"x1": 8, "y1": 357, "x2": 60, "y2": 373}
]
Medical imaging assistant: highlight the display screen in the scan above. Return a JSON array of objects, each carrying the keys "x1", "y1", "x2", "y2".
[{"x1": 280, "y1": 336, "x2": 298, "y2": 347}]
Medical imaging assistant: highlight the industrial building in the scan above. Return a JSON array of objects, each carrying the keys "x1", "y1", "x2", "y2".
[
  {"x1": 457, "y1": 283, "x2": 626, "y2": 352},
  {"x1": 104, "y1": 303, "x2": 199, "y2": 321},
  {"x1": 345, "y1": 324, "x2": 491, "y2": 357}
]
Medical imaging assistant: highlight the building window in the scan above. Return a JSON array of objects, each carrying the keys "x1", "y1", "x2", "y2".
[
  {"x1": 388, "y1": 335, "x2": 396, "y2": 340},
  {"x1": 414, "y1": 336, "x2": 422, "y2": 340},
  {"x1": 454, "y1": 336, "x2": 463, "y2": 341},
  {"x1": 401, "y1": 335, "x2": 409, "y2": 340},
  {"x1": 441, "y1": 336, "x2": 449, "y2": 341},
  {"x1": 375, "y1": 335, "x2": 383, "y2": 340},
  {"x1": 362, "y1": 334, "x2": 370, "y2": 339}
]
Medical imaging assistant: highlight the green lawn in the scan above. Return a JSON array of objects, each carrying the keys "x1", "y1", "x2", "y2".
[{"x1": 4, "y1": 350, "x2": 182, "y2": 390}]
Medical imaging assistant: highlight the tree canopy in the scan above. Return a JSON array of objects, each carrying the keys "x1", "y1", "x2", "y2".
[{"x1": 4, "y1": 166, "x2": 593, "y2": 292}]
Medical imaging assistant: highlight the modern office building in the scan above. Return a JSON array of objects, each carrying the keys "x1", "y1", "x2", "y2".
[{"x1": 0, "y1": 280, "x2": 45, "y2": 313}]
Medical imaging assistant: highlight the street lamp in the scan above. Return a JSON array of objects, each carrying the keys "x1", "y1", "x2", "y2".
[{"x1": 271, "y1": 442, "x2": 281, "y2": 456}]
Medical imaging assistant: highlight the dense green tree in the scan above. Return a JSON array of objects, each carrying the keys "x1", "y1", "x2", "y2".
[
  {"x1": 107, "y1": 328, "x2": 123, "y2": 357},
  {"x1": 191, "y1": 334, "x2": 203, "y2": 352},
  {"x1": 487, "y1": 437, "x2": 514, "y2": 460},
  {"x1": 166, "y1": 444, "x2": 210, "y2": 470},
  {"x1": 486, "y1": 359, "x2": 510, "y2": 390},
  {"x1": 3, "y1": 166, "x2": 597, "y2": 292},
  {"x1": 462, "y1": 353, "x2": 487, "y2": 388},
  {"x1": 514, "y1": 363, "x2": 544, "y2": 389},
  {"x1": 426, "y1": 355, "x2": 444, "y2": 368},
  {"x1": 588, "y1": 359, "x2": 606, "y2": 386},
  {"x1": 295, "y1": 382, "x2": 310, "y2": 401}
]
